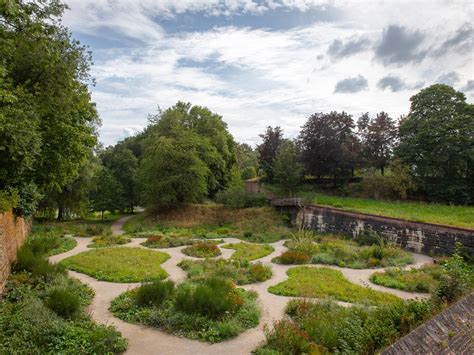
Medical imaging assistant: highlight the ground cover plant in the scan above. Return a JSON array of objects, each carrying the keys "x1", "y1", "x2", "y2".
[
  {"x1": 110, "y1": 278, "x2": 260, "y2": 343},
  {"x1": 370, "y1": 264, "x2": 444, "y2": 293},
  {"x1": 222, "y1": 242, "x2": 274, "y2": 261},
  {"x1": 268, "y1": 266, "x2": 400, "y2": 305},
  {"x1": 0, "y1": 240, "x2": 127, "y2": 354},
  {"x1": 88, "y1": 233, "x2": 131, "y2": 248},
  {"x1": 255, "y1": 299, "x2": 433, "y2": 354},
  {"x1": 182, "y1": 242, "x2": 222, "y2": 258},
  {"x1": 275, "y1": 234, "x2": 414, "y2": 268},
  {"x1": 297, "y1": 191, "x2": 474, "y2": 229},
  {"x1": 139, "y1": 231, "x2": 224, "y2": 249},
  {"x1": 178, "y1": 258, "x2": 272, "y2": 284},
  {"x1": 27, "y1": 232, "x2": 77, "y2": 256},
  {"x1": 60, "y1": 247, "x2": 170, "y2": 282}
]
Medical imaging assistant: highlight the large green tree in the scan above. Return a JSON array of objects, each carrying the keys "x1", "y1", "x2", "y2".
[
  {"x1": 397, "y1": 84, "x2": 474, "y2": 204},
  {"x1": 256, "y1": 126, "x2": 285, "y2": 182},
  {"x1": 0, "y1": 0, "x2": 99, "y2": 215},
  {"x1": 272, "y1": 140, "x2": 303, "y2": 196},
  {"x1": 138, "y1": 102, "x2": 237, "y2": 208}
]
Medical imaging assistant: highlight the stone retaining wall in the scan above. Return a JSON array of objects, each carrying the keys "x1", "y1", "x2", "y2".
[
  {"x1": 275, "y1": 204, "x2": 474, "y2": 256},
  {"x1": 0, "y1": 211, "x2": 31, "y2": 293}
]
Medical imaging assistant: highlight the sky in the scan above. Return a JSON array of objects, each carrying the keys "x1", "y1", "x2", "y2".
[{"x1": 61, "y1": 0, "x2": 474, "y2": 147}]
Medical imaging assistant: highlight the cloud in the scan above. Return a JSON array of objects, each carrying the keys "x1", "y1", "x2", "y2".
[
  {"x1": 334, "y1": 75, "x2": 368, "y2": 93},
  {"x1": 327, "y1": 37, "x2": 370, "y2": 59},
  {"x1": 377, "y1": 75, "x2": 406, "y2": 92},
  {"x1": 435, "y1": 71, "x2": 461, "y2": 86},
  {"x1": 462, "y1": 80, "x2": 474, "y2": 92},
  {"x1": 434, "y1": 23, "x2": 473, "y2": 56},
  {"x1": 375, "y1": 25, "x2": 426, "y2": 65}
]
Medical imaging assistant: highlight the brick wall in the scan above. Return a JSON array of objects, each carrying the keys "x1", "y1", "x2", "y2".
[
  {"x1": 0, "y1": 211, "x2": 31, "y2": 293},
  {"x1": 275, "y1": 204, "x2": 474, "y2": 256}
]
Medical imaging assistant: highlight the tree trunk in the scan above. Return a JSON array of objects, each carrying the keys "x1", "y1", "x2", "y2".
[
  {"x1": 381, "y1": 166, "x2": 385, "y2": 176},
  {"x1": 57, "y1": 204, "x2": 64, "y2": 221},
  {"x1": 101, "y1": 210, "x2": 104, "y2": 222}
]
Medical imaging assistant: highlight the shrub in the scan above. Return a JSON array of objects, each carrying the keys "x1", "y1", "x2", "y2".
[
  {"x1": 135, "y1": 280, "x2": 175, "y2": 306},
  {"x1": 182, "y1": 242, "x2": 221, "y2": 258},
  {"x1": 278, "y1": 251, "x2": 310, "y2": 264},
  {"x1": 249, "y1": 263, "x2": 273, "y2": 282},
  {"x1": 258, "y1": 319, "x2": 314, "y2": 354},
  {"x1": 215, "y1": 186, "x2": 267, "y2": 208},
  {"x1": 0, "y1": 188, "x2": 19, "y2": 212},
  {"x1": 45, "y1": 288, "x2": 81, "y2": 318},
  {"x1": 355, "y1": 230, "x2": 380, "y2": 246},
  {"x1": 13, "y1": 244, "x2": 65, "y2": 278},
  {"x1": 174, "y1": 278, "x2": 242, "y2": 319},
  {"x1": 88, "y1": 233, "x2": 131, "y2": 248}
]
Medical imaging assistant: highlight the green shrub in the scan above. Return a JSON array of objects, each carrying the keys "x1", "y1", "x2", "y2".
[
  {"x1": 13, "y1": 244, "x2": 65, "y2": 278},
  {"x1": 182, "y1": 242, "x2": 221, "y2": 258},
  {"x1": 88, "y1": 233, "x2": 131, "y2": 248},
  {"x1": 259, "y1": 319, "x2": 313, "y2": 354},
  {"x1": 45, "y1": 288, "x2": 81, "y2": 318},
  {"x1": 178, "y1": 258, "x2": 272, "y2": 285},
  {"x1": 215, "y1": 186, "x2": 267, "y2": 208},
  {"x1": 0, "y1": 188, "x2": 19, "y2": 212},
  {"x1": 278, "y1": 251, "x2": 310, "y2": 264},
  {"x1": 174, "y1": 278, "x2": 242, "y2": 319},
  {"x1": 355, "y1": 230, "x2": 380, "y2": 246},
  {"x1": 135, "y1": 280, "x2": 175, "y2": 306}
]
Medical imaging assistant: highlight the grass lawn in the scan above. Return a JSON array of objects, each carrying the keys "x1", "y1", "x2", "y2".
[
  {"x1": 297, "y1": 191, "x2": 474, "y2": 229},
  {"x1": 60, "y1": 248, "x2": 170, "y2": 282},
  {"x1": 268, "y1": 266, "x2": 400, "y2": 305},
  {"x1": 222, "y1": 242, "x2": 274, "y2": 261},
  {"x1": 370, "y1": 264, "x2": 444, "y2": 293},
  {"x1": 88, "y1": 234, "x2": 131, "y2": 248}
]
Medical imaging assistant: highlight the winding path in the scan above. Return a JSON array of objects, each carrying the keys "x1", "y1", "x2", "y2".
[{"x1": 49, "y1": 215, "x2": 433, "y2": 355}]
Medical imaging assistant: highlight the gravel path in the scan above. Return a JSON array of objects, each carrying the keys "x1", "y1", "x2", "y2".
[{"x1": 49, "y1": 215, "x2": 433, "y2": 355}]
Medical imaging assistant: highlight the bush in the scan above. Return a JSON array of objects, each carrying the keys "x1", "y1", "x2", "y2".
[
  {"x1": 135, "y1": 280, "x2": 175, "y2": 306},
  {"x1": 258, "y1": 319, "x2": 313, "y2": 354},
  {"x1": 0, "y1": 188, "x2": 19, "y2": 212},
  {"x1": 249, "y1": 263, "x2": 273, "y2": 282},
  {"x1": 355, "y1": 230, "x2": 380, "y2": 246},
  {"x1": 278, "y1": 251, "x2": 310, "y2": 264},
  {"x1": 88, "y1": 233, "x2": 131, "y2": 248},
  {"x1": 215, "y1": 186, "x2": 267, "y2": 208},
  {"x1": 45, "y1": 288, "x2": 81, "y2": 318},
  {"x1": 13, "y1": 244, "x2": 65, "y2": 278},
  {"x1": 174, "y1": 278, "x2": 242, "y2": 319},
  {"x1": 182, "y1": 242, "x2": 221, "y2": 258}
]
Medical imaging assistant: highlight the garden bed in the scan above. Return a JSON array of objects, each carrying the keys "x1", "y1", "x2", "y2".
[
  {"x1": 182, "y1": 242, "x2": 222, "y2": 258},
  {"x1": 60, "y1": 248, "x2": 169, "y2": 282},
  {"x1": 88, "y1": 234, "x2": 131, "y2": 248},
  {"x1": 110, "y1": 278, "x2": 260, "y2": 343},
  {"x1": 268, "y1": 266, "x2": 400, "y2": 305},
  {"x1": 222, "y1": 242, "x2": 274, "y2": 261}
]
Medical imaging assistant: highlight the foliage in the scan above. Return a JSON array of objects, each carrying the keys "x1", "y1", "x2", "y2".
[
  {"x1": 268, "y1": 266, "x2": 401, "y2": 305},
  {"x1": 278, "y1": 235, "x2": 414, "y2": 268},
  {"x1": 222, "y1": 242, "x2": 274, "y2": 261},
  {"x1": 88, "y1": 233, "x2": 131, "y2": 248},
  {"x1": 397, "y1": 84, "x2": 474, "y2": 204},
  {"x1": 60, "y1": 247, "x2": 169, "y2": 282},
  {"x1": 357, "y1": 111, "x2": 397, "y2": 175},
  {"x1": 298, "y1": 191, "x2": 474, "y2": 228},
  {"x1": 257, "y1": 126, "x2": 285, "y2": 182},
  {"x1": 90, "y1": 167, "x2": 125, "y2": 217},
  {"x1": 45, "y1": 288, "x2": 81, "y2": 319},
  {"x1": 0, "y1": 188, "x2": 19, "y2": 212},
  {"x1": 299, "y1": 111, "x2": 357, "y2": 183},
  {"x1": 215, "y1": 186, "x2": 268, "y2": 208},
  {"x1": 27, "y1": 233, "x2": 77, "y2": 256},
  {"x1": 140, "y1": 233, "x2": 222, "y2": 248},
  {"x1": 182, "y1": 242, "x2": 222, "y2": 258},
  {"x1": 258, "y1": 299, "x2": 433, "y2": 354},
  {"x1": 272, "y1": 140, "x2": 303, "y2": 196},
  {"x1": 370, "y1": 264, "x2": 443, "y2": 293},
  {"x1": 236, "y1": 143, "x2": 258, "y2": 180},
  {"x1": 433, "y1": 246, "x2": 474, "y2": 304},
  {"x1": 111, "y1": 282, "x2": 260, "y2": 343},
  {"x1": 135, "y1": 280, "x2": 175, "y2": 306},
  {"x1": 12, "y1": 243, "x2": 65, "y2": 278},
  {"x1": 0, "y1": 0, "x2": 99, "y2": 216},
  {"x1": 179, "y1": 258, "x2": 272, "y2": 285}
]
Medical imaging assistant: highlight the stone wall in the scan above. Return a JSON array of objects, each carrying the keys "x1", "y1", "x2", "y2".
[
  {"x1": 275, "y1": 203, "x2": 474, "y2": 256},
  {"x1": 382, "y1": 292, "x2": 473, "y2": 354},
  {"x1": 0, "y1": 211, "x2": 31, "y2": 293}
]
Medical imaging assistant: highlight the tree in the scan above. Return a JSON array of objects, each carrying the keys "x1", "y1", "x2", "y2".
[
  {"x1": 256, "y1": 126, "x2": 285, "y2": 182},
  {"x1": 272, "y1": 141, "x2": 303, "y2": 196},
  {"x1": 0, "y1": 1, "x2": 99, "y2": 215},
  {"x1": 357, "y1": 111, "x2": 397, "y2": 175},
  {"x1": 397, "y1": 84, "x2": 474, "y2": 204},
  {"x1": 100, "y1": 144, "x2": 138, "y2": 212},
  {"x1": 299, "y1": 112, "x2": 357, "y2": 184},
  {"x1": 90, "y1": 168, "x2": 124, "y2": 220},
  {"x1": 146, "y1": 102, "x2": 237, "y2": 196},
  {"x1": 138, "y1": 135, "x2": 209, "y2": 208},
  {"x1": 236, "y1": 143, "x2": 258, "y2": 180}
]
